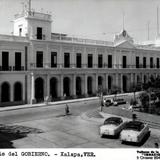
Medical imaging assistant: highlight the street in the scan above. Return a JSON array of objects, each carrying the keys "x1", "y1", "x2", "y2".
[{"x1": 0, "y1": 99, "x2": 159, "y2": 148}]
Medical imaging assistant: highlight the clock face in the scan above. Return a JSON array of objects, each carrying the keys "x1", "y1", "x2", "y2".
[{"x1": 122, "y1": 30, "x2": 126, "y2": 37}]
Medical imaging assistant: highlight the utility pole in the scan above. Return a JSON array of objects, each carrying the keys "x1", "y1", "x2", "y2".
[
  {"x1": 28, "y1": 0, "x2": 31, "y2": 12},
  {"x1": 157, "y1": 6, "x2": 159, "y2": 37},
  {"x1": 147, "y1": 21, "x2": 150, "y2": 40}
]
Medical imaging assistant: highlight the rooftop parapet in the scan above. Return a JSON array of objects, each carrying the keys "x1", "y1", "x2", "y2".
[
  {"x1": 14, "y1": 11, "x2": 52, "y2": 22},
  {"x1": 51, "y1": 33, "x2": 113, "y2": 46},
  {"x1": 0, "y1": 34, "x2": 29, "y2": 42}
]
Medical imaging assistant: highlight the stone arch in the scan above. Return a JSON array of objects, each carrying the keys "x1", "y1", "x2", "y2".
[
  {"x1": 14, "y1": 82, "x2": 23, "y2": 101},
  {"x1": 1, "y1": 82, "x2": 10, "y2": 102},
  {"x1": 76, "y1": 77, "x2": 82, "y2": 96},
  {"x1": 108, "y1": 75, "x2": 113, "y2": 91},
  {"x1": 122, "y1": 75, "x2": 127, "y2": 92},
  {"x1": 35, "y1": 77, "x2": 44, "y2": 102},
  {"x1": 50, "y1": 77, "x2": 58, "y2": 101},
  {"x1": 87, "y1": 76, "x2": 93, "y2": 95},
  {"x1": 63, "y1": 77, "x2": 71, "y2": 97}
]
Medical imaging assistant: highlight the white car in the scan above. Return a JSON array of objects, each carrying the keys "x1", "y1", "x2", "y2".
[
  {"x1": 120, "y1": 121, "x2": 150, "y2": 144},
  {"x1": 100, "y1": 117, "x2": 126, "y2": 137}
]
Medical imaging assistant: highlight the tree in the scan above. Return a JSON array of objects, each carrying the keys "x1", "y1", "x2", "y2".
[
  {"x1": 139, "y1": 92, "x2": 149, "y2": 113},
  {"x1": 112, "y1": 85, "x2": 121, "y2": 100}
]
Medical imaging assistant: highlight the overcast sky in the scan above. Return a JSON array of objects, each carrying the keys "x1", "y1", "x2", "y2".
[{"x1": 0, "y1": 0, "x2": 160, "y2": 42}]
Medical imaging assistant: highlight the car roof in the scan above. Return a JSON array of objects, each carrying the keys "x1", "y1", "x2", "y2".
[{"x1": 105, "y1": 117, "x2": 122, "y2": 121}]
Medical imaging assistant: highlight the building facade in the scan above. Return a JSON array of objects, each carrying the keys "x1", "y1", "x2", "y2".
[{"x1": 0, "y1": 5, "x2": 160, "y2": 106}]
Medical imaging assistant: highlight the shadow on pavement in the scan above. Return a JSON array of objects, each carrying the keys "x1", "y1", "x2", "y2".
[{"x1": 0, "y1": 124, "x2": 43, "y2": 148}]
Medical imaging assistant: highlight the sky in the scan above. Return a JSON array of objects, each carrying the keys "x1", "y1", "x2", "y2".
[{"x1": 0, "y1": 0, "x2": 160, "y2": 42}]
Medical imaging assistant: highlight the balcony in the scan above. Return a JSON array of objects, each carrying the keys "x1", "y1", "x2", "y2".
[
  {"x1": 0, "y1": 66, "x2": 25, "y2": 71},
  {"x1": 29, "y1": 63, "x2": 160, "y2": 70}
]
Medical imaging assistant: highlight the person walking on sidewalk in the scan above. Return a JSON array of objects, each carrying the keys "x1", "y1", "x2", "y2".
[{"x1": 65, "y1": 104, "x2": 70, "y2": 115}]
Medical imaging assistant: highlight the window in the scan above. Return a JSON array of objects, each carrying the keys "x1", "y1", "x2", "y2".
[
  {"x1": 157, "y1": 58, "x2": 159, "y2": 68},
  {"x1": 76, "y1": 53, "x2": 81, "y2": 68},
  {"x1": 15, "y1": 52, "x2": 21, "y2": 70},
  {"x1": 143, "y1": 57, "x2": 146, "y2": 68},
  {"x1": 51, "y1": 52, "x2": 57, "y2": 68},
  {"x1": 88, "y1": 54, "x2": 93, "y2": 68},
  {"x1": 122, "y1": 56, "x2": 127, "y2": 68},
  {"x1": 108, "y1": 55, "x2": 112, "y2": 68},
  {"x1": 64, "y1": 53, "x2": 70, "y2": 68},
  {"x1": 36, "y1": 51, "x2": 43, "y2": 67},
  {"x1": 98, "y1": 54, "x2": 103, "y2": 68},
  {"x1": 150, "y1": 57, "x2": 153, "y2": 68},
  {"x1": 2, "y1": 52, "x2": 9, "y2": 71},
  {"x1": 37, "y1": 27, "x2": 42, "y2": 40},
  {"x1": 19, "y1": 28, "x2": 22, "y2": 36},
  {"x1": 136, "y1": 56, "x2": 139, "y2": 68}
]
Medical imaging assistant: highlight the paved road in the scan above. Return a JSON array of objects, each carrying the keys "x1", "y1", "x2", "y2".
[{"x1": 0, "y1": 99, "x2": 159, "y2": 148}]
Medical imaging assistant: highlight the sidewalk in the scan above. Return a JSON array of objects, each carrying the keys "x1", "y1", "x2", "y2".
[{"x1": 0, "y1": 92, "x2": 137, "y2": 112}]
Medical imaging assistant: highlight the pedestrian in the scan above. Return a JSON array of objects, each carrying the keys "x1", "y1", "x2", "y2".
[
  {"x1": 155, "y1": 143, "x2": 159, "y2": 148},
  {"x1": 65, "y1": 104, "x2": 70, "y2": 115}
]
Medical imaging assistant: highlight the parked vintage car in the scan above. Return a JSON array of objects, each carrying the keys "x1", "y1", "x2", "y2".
[
  {"x1": 113, "y1": 98, "x2": 126, "y2": 106},
  {"x1": 120, "y1": 121, "x2": 150, "y2": 144},
  {"x1": 103, "y1": 98, "x2": 113, "y2": 106},
  {"x1": 100, "y1": 117, "x2": 127, "y2": 137}
]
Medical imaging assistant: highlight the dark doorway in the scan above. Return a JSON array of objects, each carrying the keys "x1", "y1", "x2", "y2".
[
  {"x1": 51, "y1": 52, "x2": 57, "y2": 68},
  {"x1": 98, "y1": 54, "x2": 103, "y2": 68},
  {"x1": 88, "y1": 54, "x2": 93, "y2": 68},
  {"x1": 50, "y1": 77, "x2": 58, "y2": 100},
  {"x1": 14, "y1": 82, "x2": 22, "y2": 101},
  {"x1": 35, "y1": 78, "x2": 44, "y2": 102},
  {"x1": 64, "y1": 53, "x2": 70, "y2": 68},
  {"x1": 136, "y1": 56, "x2": 139, "y2": 68},
  {"x1": 87, "y1": 77, "x2": 92, "y2": 95},
  {"x1": 108, "y1": 55, "x2": 112, "y2": 68},
  {"x1": 15, "y1": 52, "x2": 21, "y2": 70},
  {"x1": 122, "y1": 56, "x2": 127, "y2": 68},
  {"x1": 108, "y1": 76, "x2": 112, "y2": 90},
  {"x1": 98, "y1": 76, "x2": 103, "y2": 90},
  {"x1": 37, "y1": 27, "x2": 42, "y2": 40},
  {"x1": 63, "y1": 77, "x2": 70, "y2": 96},
  {"x1": 76, "y1": 53, "x2": 82, "y2": 68},
  {"x1": 1, "y1": 82, "x2": 10, "y2": 102},
  {"x1": 36, "y1": 51, "x2": 43, "y2": 68},
  {"x1": 122, "y1": 76, "x2": 127, "y2": 92},
  {"x1": 2, "y1": 52, "x2": 9, "y2": 71},
  {"x1": 144, "y1": 75, "x2": 147, "y2": 84},
  {"x1": 76, "y1": 77, "x2": 82, "y2": 96}
]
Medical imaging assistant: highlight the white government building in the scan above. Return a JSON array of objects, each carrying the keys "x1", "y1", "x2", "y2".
[{"x1": 0, "y1": 1, "x2": 160, "y2": 106}]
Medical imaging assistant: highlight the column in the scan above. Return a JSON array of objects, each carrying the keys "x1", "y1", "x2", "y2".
[
  {"x1": 0, "y1": 85, "x2": 1, "y2": 102},
  {"x1": 105, "y1": 74, "x2": 108, "y2": 93},
  {"x1": 115, "y1": 73, "x2": 119, "y2": 87},
  {"x1": 72, "y1": 74, "x2": 76, "y2": 97},
  {"x1": 120, "y1": 74, "x2": 123, "y2": 93},
  {"x1": 84, "y1": 75, "x2": 88, "y2": 96},
  {"x1": 95, "y1": 74, "x2": 98, "y2": 93},
  {"x1": 59, "y1": 46, "x2": 63, "y2": 68},
  {"x1": 46, "y1": 74, "x2": 50, "y2": 100},
  {"x1": 30, "y1": 72, "x2": 35, "y2": 104},
  {"x1": 141, "y1": 73, "x2": 144, "y2": 84},
  {"x1": 83, "y1": 48, "x2": 87, "y2": 68},
  {"x1": 60, "y1": 75, "x2": 64, "y2": 99}
]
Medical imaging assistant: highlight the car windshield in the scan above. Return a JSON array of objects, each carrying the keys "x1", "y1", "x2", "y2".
[
  {"x1": 124, "y1": 121, "x2": 144, "y2": 131},
  {"x1": 104, "y1": 117, "x2": 123, "y2": 125}
]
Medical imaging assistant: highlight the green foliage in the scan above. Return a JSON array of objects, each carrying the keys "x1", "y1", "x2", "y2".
[{"x1": 139, "y1": 92, "x2": 149, "y2": 113}]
